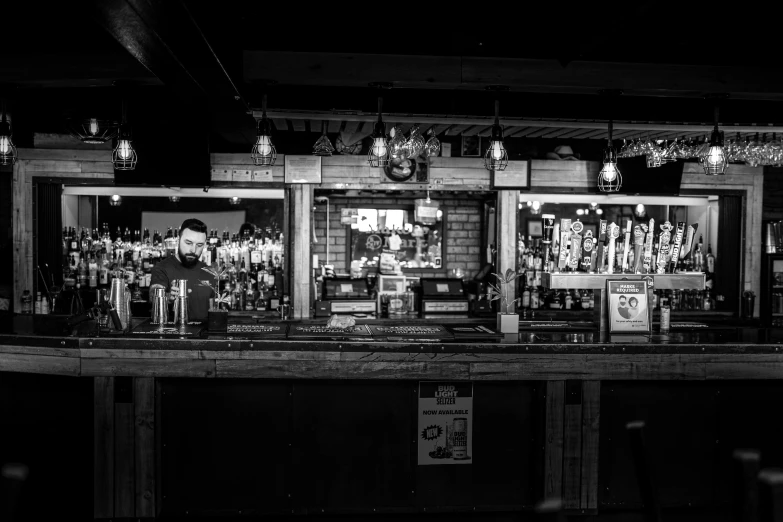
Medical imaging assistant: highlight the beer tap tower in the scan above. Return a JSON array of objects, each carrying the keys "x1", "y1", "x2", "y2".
[{"x1": 541, "y1": 218, "x2": 706, "y2": 334}]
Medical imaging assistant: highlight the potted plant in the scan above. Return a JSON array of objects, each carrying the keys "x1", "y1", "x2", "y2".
[
  {"x1": 200, "y1": 263, "x2": 231, "y2": 332},
  {"x1": 488, "y1": 268, "x2": 521, "y2": 334}
]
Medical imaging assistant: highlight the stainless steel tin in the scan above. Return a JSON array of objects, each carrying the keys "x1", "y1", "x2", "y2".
[
  {"x1": 108, "y1": 278, "x2": 131, "y2": 330},
  {"x1": 174, "y1": 296, "x2": 189, "y2": 327},
  {"x1": 151, "y1": 287, "x2": 168, "y2": 325}
]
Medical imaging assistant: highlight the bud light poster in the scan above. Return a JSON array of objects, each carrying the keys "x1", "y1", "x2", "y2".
[
  {"x1": 418, "y1": 382, "x2": 473, "y2": 465},
  {"x1": 607, "y1": 280, "x2": 651, "y2": 333}
]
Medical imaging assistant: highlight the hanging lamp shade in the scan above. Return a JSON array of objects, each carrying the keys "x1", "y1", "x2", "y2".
[
  {"x1": 251, "y1": 94, "x2": 276, "y2": 166},
  {"x1": 484, "y1": 99, "x2": 508, "y2": 171},
  {"x1": 67, "y1": 117, "x2": 117, "y2": 145},
  {"x1": 598, "y1": 119, "x2": 621, "y2": 192},
  {"x1": 367, "y1": 96, "x2": 390, "y2": 167},
  {"x1": 312, "y1": 120, "x2": 335, "y2": 156},
  {"x1": 701, "y1": 106, "x2": 727, "y2": 175},
  {"x1": 112, "y1": 98, "x2": 136, "y2": 171},
  {"x1": 112, "y1": 122, "x2": 137, "y2": 171}
]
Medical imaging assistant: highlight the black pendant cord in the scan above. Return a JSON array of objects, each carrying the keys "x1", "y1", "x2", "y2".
[
  {"x1": 494, "y1": 99, "x2": 500, "y2": 126},
  {"x1": 377, "y1": 96, "x2": 384, "y2": 125},
  {"x1": 261, "y1": 94, "x2": 268, "y2": 119},
  {"x1": 321, "y1": 120, "x2": 327, "y2": 136},
  {"x1": 1, "y1": 99, "x2": 6, "y2": 123}
]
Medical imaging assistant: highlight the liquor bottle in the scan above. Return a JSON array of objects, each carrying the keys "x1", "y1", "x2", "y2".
[
  {"x1": 530, "y1": 287, "x2": 540, "y2": 310},
  {"x1": 693, "y1": 235, "x2": 704, "y2": 272},
  {"x1": 705, "y1": 245, "x2": 715, "y2": 274},
  {"x1": 238, "y1": 259, "x2": 247, "y2": 285},
  {"x1": 522, "y1": 285, "x2": 531, "y2": 310},
  {"x1": 245, "y1": 284, "x2": 256, "y2": 311}
]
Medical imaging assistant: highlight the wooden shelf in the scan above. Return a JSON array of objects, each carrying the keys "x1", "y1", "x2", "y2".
[{"x1": 541, "y1": 272, "x2": 706, "y2": 291}]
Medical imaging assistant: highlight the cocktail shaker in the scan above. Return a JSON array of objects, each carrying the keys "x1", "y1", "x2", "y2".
[
  {"x1": 172, "y1": 279, "x2": 189, "y2": 328},
  {"x1": 151, "y1": 287, "x2": 168, "y2": 324},
  {"x1": 108, "y1": 278, "x2": 131, "y2": 331}
]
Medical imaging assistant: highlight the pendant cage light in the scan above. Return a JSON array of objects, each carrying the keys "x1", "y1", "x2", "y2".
[
  {"x1": 67, "y1": 116, "x2": 118, "y2": 145},
  {"x1": 313, "y1": 120, "x2": 335, "y2": 156},
  {"x1": 598, "y1": 119, "x2": 622, "y2": 192},
  {"x1": 484, "y1": 97, "x2": 508, "y2": 171},
  {"x1": 368, "y1": 95, "x2": 391, "y2": 167},
  {"x1": 701, "y1": 104, "x2": 728, "y2": 176},
  {"x1": 251, "y1": 94, "x2": 276, "y2": 166},
  {"x1": 109, "y1": 194, "x2": 122, "y2": 207},
  {"x1": 112, "y1": 98, "x2": 137, "y2": 171},
  {"x1": 0, "y1": 99, "x2": 17, "y2": 166}
]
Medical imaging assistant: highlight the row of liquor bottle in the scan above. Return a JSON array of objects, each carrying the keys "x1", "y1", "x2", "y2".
[
  {"x1": 524, "y1": 216, "x2": 715, "y2": 275},
  {"x1": 61, "y1": 224, "x2": 285, "y2": 290},
  {"x1": 517, "y1": 287, "x2": 717, "y2": 312}
]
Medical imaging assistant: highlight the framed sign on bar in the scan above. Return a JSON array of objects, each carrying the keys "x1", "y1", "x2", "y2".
[
  {"x1": 285, "y1": 155, "x2": 322, "y2": 184},
  {"x1": 490, "y1": 159, "x2": 531, "y2": 190}
]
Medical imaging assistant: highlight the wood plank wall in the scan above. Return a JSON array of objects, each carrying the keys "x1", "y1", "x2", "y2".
[{"x1": 11, "y1": 150, "x2": 763, "y2": 315}]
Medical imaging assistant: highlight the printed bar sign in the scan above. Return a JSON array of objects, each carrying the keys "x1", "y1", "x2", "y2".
[
  {"x1": 418, "y1": 381, "x2": 473, "y2": 465},
  {"x1": 606, "y1": 280, "x2": 651, "y2": 334}
]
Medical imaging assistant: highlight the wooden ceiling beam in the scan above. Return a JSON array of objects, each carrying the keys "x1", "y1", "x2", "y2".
[{"x1": 244, "y1": 51, "x2": 783, "y2": 100}]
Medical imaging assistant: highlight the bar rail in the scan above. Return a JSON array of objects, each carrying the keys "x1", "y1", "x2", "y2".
[{"x1": 2, "y1": 334, "x2": 783, "y2": 380}]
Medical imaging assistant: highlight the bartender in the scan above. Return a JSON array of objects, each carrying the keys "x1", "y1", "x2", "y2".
[{"x1": 150, "y1": 218, "x2": 213, "y2": 322}]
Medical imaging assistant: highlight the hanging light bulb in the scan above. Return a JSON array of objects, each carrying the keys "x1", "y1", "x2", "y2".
[
  {"x1": 484, "y1": 97, "x2": 508, "y2": 171},
  {"x1": 368, "y1": 95, "x2": 390, "y2": 167},
  {"x1": 66, "y1": 116, "x2": 117, "y2": 145},
  {"x1": 112, "y1": 97, "x2": 137, "y2": 170},
  {"x1": 313, "y1": 120, "x2": 335, "y2": 156},
  {"x1": 229, "y1": 197, "x2": 241, "y2": 205},
  {"x1": 701, "y1": 104, "x2": 728, "y2": 175},
  {"x1": 110, "y1": 195, "x2": 122, "y2": 207},
  {"x1": 598, "y1": 118, "x2": 622, "y2": 192},
  {"x1": 424, "y1": 128, "x2": 440, "y2": 157},
  {"x1": 596, "y1": 208, "x2": 604, "y2": 215},
  {"x1": 0, "y1": 99, "x2": 17, "y2": 166},
  {"x1": 251, "y1": 94, "x2": 276, "y2": 166},
  {"x1": 169, "y1": 196, "x2": 181, "y2": 203},
  {"x1": 589, "y1": 202, "x2": 599, "y2": 211}
]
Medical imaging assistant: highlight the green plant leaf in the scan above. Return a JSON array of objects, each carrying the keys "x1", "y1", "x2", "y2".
[
  {"x1": 505, "y1": 268, "x2": 515, "y2": 282},
  {"x1": 491, "y1": 272, "x2": 507, "y2": 284}
]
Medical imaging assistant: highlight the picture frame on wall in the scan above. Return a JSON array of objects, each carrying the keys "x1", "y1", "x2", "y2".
[
  {"x1": 527, "y1": 220, "x2": 543, "y2": 237},
  {"x1": 461, "y1": 135, "x2": 481, "y2": 157},
  {"x1": 490, "y1": 159, "x2": 532, "y2": 190}
]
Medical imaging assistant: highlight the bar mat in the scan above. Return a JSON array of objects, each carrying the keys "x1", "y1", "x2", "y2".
[
  {"x1": 130, "y1": 319, "x2": 205, "y2": 338},
  {"x1": 446, "y1": 325, "x2": 503, "y2": 341},
  {"x1": 367, "y1": 324, "x2": 454, "y2": 342},
  {"x1": 286, "y1": 324, "x2": 372, "y2": 340}
]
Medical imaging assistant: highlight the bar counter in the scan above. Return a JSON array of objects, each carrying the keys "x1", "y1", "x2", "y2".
[{"x1": 3, "y1": 322, "x2": 783, "y2": 521}]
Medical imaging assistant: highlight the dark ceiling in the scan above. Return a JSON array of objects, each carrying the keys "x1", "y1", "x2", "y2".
[{"x1": 5, "y1": 1, "x2": 783, "y2": 152}]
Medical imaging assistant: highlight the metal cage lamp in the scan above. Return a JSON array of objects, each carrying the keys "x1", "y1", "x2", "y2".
[
  {"x1": 702, "y1": 105, "x2": 728, "y2": 176},
  {"x1": 251, "y1": 95, "x2": 276, "y2": 166},
  {"x1": 0, "y1": 99, "x2": 17, "y2": 166},
  {"x1": 112, "y1": 99, "x2": 137, "y2": 170},
  {"x1": 367, "y1": 96, "x2": 390, "y2": 168},
  {"x1": 484, "y1": 99, "x2": 508, "y2": 171},
  {"x1": 598, "y1": 119, "x2": 622, "y2": 192}
]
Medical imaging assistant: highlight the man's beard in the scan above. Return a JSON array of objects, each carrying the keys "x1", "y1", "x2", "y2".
[{"x1": 179, "y1": 248, "x2": 200, "y2": 268}]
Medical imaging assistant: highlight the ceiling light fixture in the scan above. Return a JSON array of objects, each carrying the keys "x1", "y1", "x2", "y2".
[
  {"x1": 313, "y1": 120, "x2": 335, "y2": 156},
  {"x1": 598, "y1": 118, "x2": 622, "y2": 192},
  {"x1": 110, "y1": 194, "x2": 122, "y2": 206},
  {"x1": 367, "y1": 86, "x2": 391, "y2": 167},
  {"x1": 67, "y1": 117, "x2": 117, "y2": 145},
  {"x1": 0, "y1": 99, "x2": 17, "y2": 166},
  {"x1": 251, "y1": 94, "x2": 276, "y2": 166},
  {"x1": 484, "y1": 86, "x2": 509, "y2": 172},
  {"x1": 229, "y1": 196, "x2": 241, "y2": 205},
  {"x1": 701, "y1": 99, "x2": 728, "y2": 176},
  {"x1": 169, "y1": 196, "x2": 181, "y2": 203},
  {"x1": 112, "y1": 97, "x2": 137, "y2": 171}
]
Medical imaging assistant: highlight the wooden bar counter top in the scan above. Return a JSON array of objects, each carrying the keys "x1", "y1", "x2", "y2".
[{"x1": 2, "y1": 327, "x2": 782, "y2": 380}]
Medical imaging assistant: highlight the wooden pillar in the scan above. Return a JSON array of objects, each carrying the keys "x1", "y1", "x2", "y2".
[
  {"x1": 495, "y1": 190, "x2": 518, "y2": 303},
  {"x1": 544, "y1": 380, "x2": 600, "y2": 514},
  {"x1": 12, "y1": 160, "x2": 32, "y2": 313},
  {"x1": 290, "y1": 184, "x2": 313, "y2": 319},
  {"x1": 93, "y1": 376, "x2": 156, "y2": 520}
]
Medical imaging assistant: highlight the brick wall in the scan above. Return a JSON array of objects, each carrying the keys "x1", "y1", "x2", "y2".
[{"x1": 312, "y1": 196, "x2": 484, "y2": 279}]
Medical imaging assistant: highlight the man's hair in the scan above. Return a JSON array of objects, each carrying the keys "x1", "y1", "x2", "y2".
[
  {"x1": 180, "y1": 218, "x2": 207, "y2": 236},
  {"x1": 619, "y1": 295, "x2": 627, "y2": 301}
]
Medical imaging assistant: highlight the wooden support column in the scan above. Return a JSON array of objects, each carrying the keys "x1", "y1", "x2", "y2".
[
  {"x1": 290, "y1": 184, "x2": 313, "y2": 319},
  {"x1": 543, "y1": 380, "x2": 601, "y2": 514},
  {"x1": 93, "y1": 376, "x2": 157, "y2": 520},
  {"x1": 496, "y1": 190, "x2": 518, "y2": 303},
  {"x1": 12, "y1": 161, "x2": 32, "y2": 313}
]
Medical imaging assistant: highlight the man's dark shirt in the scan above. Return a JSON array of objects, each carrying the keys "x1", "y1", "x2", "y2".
[{"x1": 150, "y1": 256, "x2": 213, "y2": 322}]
